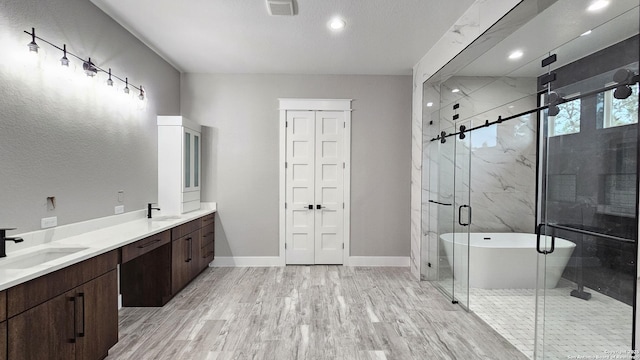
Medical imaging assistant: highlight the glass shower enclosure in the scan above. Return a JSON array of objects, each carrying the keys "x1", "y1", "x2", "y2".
[{"x1": 421, "y1": 1, "x2": 640, "y2": 359}]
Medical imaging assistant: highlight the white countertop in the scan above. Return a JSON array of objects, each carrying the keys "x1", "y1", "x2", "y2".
[{"x1": 0, "y1": 203, "x2": 216, "y2": 291}]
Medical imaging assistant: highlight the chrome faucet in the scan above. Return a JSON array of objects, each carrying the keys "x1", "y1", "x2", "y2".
[
  {"x1": 1, "y1": 228, "x2": 24, "y2": 258},
  {"x1": 147, "y1": 203, "x2": 161, "y2": 218}
]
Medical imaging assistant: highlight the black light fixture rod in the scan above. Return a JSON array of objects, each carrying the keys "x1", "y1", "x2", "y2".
[
  {"x1": 23, "y1": 28, "x2": 143, "y2": 93},
  {"x1": 430, "y1": 79, "x2": 639, "y2": 143}
]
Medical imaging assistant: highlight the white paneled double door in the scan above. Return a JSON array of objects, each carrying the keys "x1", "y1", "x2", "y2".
[{"x1": 285, "y1": 110, "x2": 345, "y2": 265}]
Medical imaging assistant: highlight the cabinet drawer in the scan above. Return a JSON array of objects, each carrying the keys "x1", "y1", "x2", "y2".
[
  {"x1": 201, "y1": 242, "x2": 214, "y2": 261},
  {"x1": 201, "y1": 223, "x2": 214, "y2": 247},
  {"x1": 171, "y1": 219, "x2": 200, "y2": 240},
  {"x1": 182, "y1": 190, "x2": 200, "y2": 203},
  {"x1": 7, "y1": 250, "x2": 118, "y2": 318},
  {"x1": 200, "y1": 213, "x2": 215, "y2": 228},
  {"x1": 121, "y1": 230, "x2": 170, "y2": 263}
]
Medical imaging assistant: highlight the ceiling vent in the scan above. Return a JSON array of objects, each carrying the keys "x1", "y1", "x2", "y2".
[{"x1": 266, "y1": 0, "x2": 296, "y2": 16}]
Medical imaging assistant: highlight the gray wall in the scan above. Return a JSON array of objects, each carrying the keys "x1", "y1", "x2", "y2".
[
  {"x1": 0, "y1": 0, "x2": 180, "y2": 233},
  {"x1": 181, "y1": 74, "x2": 412, "y2": 257}
]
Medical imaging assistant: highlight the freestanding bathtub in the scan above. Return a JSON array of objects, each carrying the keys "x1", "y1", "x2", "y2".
[{"x1": 440, "y1": 232, "x2": 576, "y2": 289}]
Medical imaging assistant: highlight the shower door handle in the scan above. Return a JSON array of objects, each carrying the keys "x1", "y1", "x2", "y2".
[
  {"x1": 458, "y1": 205, "x2": 471, "y2": 226},
  {"x1": 536, "y1": 223, "x2": 556, "y2": 254}
]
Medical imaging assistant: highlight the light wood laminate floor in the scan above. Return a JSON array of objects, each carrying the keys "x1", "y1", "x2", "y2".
[{"x1": 107, "y1": 266, "x2": 528, "y2": 360}]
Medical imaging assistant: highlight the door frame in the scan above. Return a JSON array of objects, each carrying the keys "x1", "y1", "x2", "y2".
[{"x1": 278, "y1": 98, "x2": 352, "y2": 265}]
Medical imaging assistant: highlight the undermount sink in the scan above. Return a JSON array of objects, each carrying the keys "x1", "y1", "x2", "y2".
[{"x1": 0, "y1": 247, "x2": 88, "y2": 269}]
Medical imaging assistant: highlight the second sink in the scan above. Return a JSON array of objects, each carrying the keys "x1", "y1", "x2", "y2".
[{"x1": 0, "y1": 247, "x2": 89, "y2": 269}]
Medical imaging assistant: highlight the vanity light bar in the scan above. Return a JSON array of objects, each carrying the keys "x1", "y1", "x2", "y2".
[{"x1": 23, "y1": 27, "x2": 146, "y2": 100}]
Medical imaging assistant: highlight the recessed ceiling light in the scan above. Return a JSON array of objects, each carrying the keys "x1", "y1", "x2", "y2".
[
  {"x1": 508, "y1": 50, "x2": 523, "y2": 60},
  {"x1": 451, "y1": 88, "x2": 460, "y2": 93},
  {"x1": 329, "y1": 18, "x2": 346, "y2": 31},
  {"x1": 581, "y1": 30, "x2": 592, "y2": 36},
  {"x1": 587, "y1": 0, "x2": 609, "y2": 12},
  {"x1": 426, "y1": 102, "x2": 433, "y2": 107}
]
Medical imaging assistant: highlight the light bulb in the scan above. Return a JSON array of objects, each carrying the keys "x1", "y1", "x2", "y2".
[
  {"x1": 328, "y1": 18, "x2": 346, "y2": 31},
  {"x1": 60, "y1": 45, "x2": 69, "y2": 66}
]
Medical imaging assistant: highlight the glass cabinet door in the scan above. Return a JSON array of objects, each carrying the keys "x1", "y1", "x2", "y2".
[{"x1": 183, "y1": 128, "x2": 201, "y2": 192}]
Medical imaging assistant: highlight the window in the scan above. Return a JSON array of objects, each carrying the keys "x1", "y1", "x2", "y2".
[
  {"x1": 601, "y1": 83, "x2": 639, "y2": 129},
  {"x1": 549, "y1": 94, "x2": 581, "y2": 137}
]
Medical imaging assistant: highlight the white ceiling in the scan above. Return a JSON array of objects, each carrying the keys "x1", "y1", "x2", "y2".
[{"x1": 89, "y1": 0, "x2": 476, "y2": 75}]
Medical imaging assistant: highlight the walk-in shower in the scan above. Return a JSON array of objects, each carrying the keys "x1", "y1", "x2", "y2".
[{"x1": 420, "y1": 1, "x2": 640, "y2": 359}]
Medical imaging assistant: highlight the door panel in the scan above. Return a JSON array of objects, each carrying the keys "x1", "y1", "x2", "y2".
[
  {"x1": 286, "y1": 111, "x2": 316, "y2": 264},
  {"x1": 314, "y1": 111, "x2": 344, "y2": 264},
  {"x1": 8, "y1": 290, "x2": 76, "y2": 360},
  {"x1": 452, "y1": 122, "x2": 471, "y2": 309},
  {"x1": 75, "y1": 270, "x2": 118, "y2": 360}
]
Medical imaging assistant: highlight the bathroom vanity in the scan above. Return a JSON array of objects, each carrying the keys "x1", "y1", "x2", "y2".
[{"x1": 0, "y1": 206, "x2": 216, "y2": 360}]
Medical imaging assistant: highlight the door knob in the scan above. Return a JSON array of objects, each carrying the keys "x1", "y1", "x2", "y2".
[
  {"x1": 316, "y1": 205, "x2": 326, "y2": 210},
  {"x1": 308, "y1": 204, "x2": 313, "y2": 210}
]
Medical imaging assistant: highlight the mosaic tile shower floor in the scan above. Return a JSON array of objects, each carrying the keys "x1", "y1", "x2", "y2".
[{"x1": 469, "y1": 279, "x2": 632, "y2": 360}]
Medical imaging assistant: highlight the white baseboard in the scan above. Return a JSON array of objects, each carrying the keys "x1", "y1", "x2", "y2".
[
  {"x1": 209, "y1": 256, "x2": 284, "y2": 267},
  {"x1": 208, "y1": 256, "x2": 410, "y2": 267},
  {"x1": 347, "y1": 256, "x2": 410, "y2": 267}
]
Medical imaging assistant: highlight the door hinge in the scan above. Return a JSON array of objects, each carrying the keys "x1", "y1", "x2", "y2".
[
  {"x1": 342, "y1": 202, "x2": 345, "y2": 209},
  {"x1": 285, "y1": 202, "x2": 287, "y2": 209},
  {"x1": 342, "y1": 243, "x2": 344, "y2": 249},
  {"x1": 286, "y1": 121, "x2": 288, "y2": 127},
  {"x1": 343, "y1": 122, "x2": 346, "y2": 128},
  {"x1": 285, "y1": 243, "x2": 287, "y2": 249},
  {"x1": 285, "y1": 162, "x2": 288, "y2": 168},
  {"x1": 343, "y1": 162, "x2": 345, "y2": 169}
]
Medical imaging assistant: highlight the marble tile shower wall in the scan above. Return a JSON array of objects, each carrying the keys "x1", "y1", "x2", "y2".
[
  {"x1": 448, "y1": 76, "x2": 537, "y2": 233},
  {"x1": 422, "y1": 76, "x2": 538, "y2": 278}
]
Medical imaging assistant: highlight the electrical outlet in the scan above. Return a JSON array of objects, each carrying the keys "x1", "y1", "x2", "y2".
[
  {"x1": 41, "y1": 216, "x2": 58, "y2": 229},
  {"x1": 115, "y1": 205, "x2": 125, "y2": 214}
]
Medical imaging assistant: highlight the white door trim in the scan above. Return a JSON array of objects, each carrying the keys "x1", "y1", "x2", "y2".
[{"x1": 279, "y1": 98, "x2": 352, "y2": 266}]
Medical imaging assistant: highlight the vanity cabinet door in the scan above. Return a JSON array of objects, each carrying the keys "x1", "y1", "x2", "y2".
[
  {"x1": 75, "y1": 270, "x2": 118, "y2": 360},
  {"x1": 172, "y1": 229, "x2": 203, "y2": 294},
  {"x1": 8, "y1": 290, "x2": 76, "y2": 360},
  {"x1": 172, "y1": 232, "x2": 194, "y2": 294},
  {"x1": 183, "y1": 128, "x2": 201, "y2": 193},
  {"x1": 1, "y1": 321, "x2": 6, "y2": 360}
]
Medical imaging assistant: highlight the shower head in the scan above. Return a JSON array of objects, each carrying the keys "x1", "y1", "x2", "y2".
[
  {"x1": 547, "y1": 92, "x2": 563, "y2": 116},
  {"x1": 612, "y1": 68, "x2": 639, "y2": 100}
]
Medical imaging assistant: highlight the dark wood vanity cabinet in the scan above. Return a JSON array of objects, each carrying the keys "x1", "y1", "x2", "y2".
[
  {"x1": 6, "y1": 251, "x2": 118, "y2": 360},
  {"x1": 122, "y1": 213, "x2": 215, "y2": 306},
  {"x1": 171, "y1": 214, "x2": 215, "y2": 294}
]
